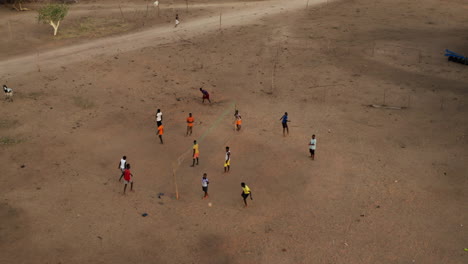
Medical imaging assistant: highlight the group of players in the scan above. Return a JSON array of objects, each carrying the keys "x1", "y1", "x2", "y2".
[{"x1": 117, "y1": 88, "x2": 317, "y2": 208}]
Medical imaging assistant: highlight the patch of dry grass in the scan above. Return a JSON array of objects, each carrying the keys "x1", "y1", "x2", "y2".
[
  {"x1": 0, "y1": 119, "x2": 19, "y2": 129},
  {"x1": 56, "y1": 17, "x2": 133, "y2": 39},
  {"x1": 73, "y1": 96, "x2": 94, "y2": 109},
  {"x1": 0, "y1": 136, "x2": 22, "y2": 145}
]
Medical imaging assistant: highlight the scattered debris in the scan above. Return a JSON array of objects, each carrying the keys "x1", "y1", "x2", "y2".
[
  {"x1": 20, "y1": 165, "x2": 25, "y2": 168},
  {"x1": 368, "y1": 104, "x2": 405, "y2": 110},
  {"x1": 97, "y1": 236, "x2": 102, "y2": 240},
  {"x1": 158, "y1": 193, "x2": 164, "y2": 199},
  {"x1": 142, "y1": 213, "x2": 148, "y2": 217}
]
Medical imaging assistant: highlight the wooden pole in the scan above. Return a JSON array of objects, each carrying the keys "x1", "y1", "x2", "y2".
[
  {"x1": 372, "y1": 41, "x2": 375, "y2": 57},
  {"x1": 36, "y1": 50, "x2": 40, "y2": 72},
  {"x1": 119, "y1": 5, "x2": 126, "y2": 21},
  {"x1": 306, "y1": 0, "x2": 310, "y2": 9},
  {"x1": 172, "y1": 163, "x2": 179, "y2": 200},
  {"x1": 8, "y1": 20, "x2": 12, "y2": 41},
  {"x1": 383, "y1": 89, "x2": 386, "y2": 105},
  {"x1": 186, "y1": 0, "x2": 188, "y2": 13},
  {"x1": 143, "y1": 1, "x2": 149, "y2": 26},
  {"x1": 219, "y1": 12, "x2": 222, "y2": 30}
]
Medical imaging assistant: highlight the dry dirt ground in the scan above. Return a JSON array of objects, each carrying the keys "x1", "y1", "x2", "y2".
[{"x1": 0, "y1": 0, "x2": 467, "y2": 263}]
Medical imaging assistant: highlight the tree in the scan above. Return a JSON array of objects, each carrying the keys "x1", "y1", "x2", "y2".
[{"x1": 38, "y1": 4, "x2": 69, "y2": 36}]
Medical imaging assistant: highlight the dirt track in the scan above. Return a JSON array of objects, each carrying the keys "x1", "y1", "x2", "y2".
[
  {"x1": 0, "y1": 0, "x2": 315, "y2": 75},
  {"x1": 1, "y1": 0, "x2": 467, "y2": 263}
]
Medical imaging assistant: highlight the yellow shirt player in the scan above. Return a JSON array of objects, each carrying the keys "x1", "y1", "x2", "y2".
[
  {"x1": 240, "y1": 182, "x2": 253, "y2": 207},
  {"x1": 191, "y1": 140, "x2": 199, "y2": 167},
  {"x1": 224, "y1": 146, "x2": 231, "y2": 173}
]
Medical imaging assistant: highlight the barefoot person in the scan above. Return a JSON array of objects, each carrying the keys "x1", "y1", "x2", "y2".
[
  {"x1": 201, "y1": 173, "x2": 209, "y2": 199},
  {"x1": 118, "y1": 156, "x2": 127, "y2": 181},
  {"x1": 157, "y1": 124, "x2": 164, "y2": 144},
  {"x1": 156, "y1": 109, "x2": 163, "y2": 127},
  {"x1": 279, "y1": 112, "x2": 290, "y2": 136},
  {"x1": 234, "y1": 110, "x2": 242, "y2": 131},
  {"x1": 240, "y1": 182, "x2": 253, "y2": 207},
  {"x1": 308, "y1": 134, "x2": 317, "y2": 160},
  {"x1": 186, "y1": 113, "x2": 194, "y2": 136},
  {"x1": 200, "y1": 88, "x2": 211, "y2": 104},
  {"x1": 123, "y1": 164, "x2": 134, "y2": 194},
  {"x1": 224, "y1": 146, "x2": 231, "y2": 173},
  {"x1": 191, "y1": 140, "x2": 199, "y2": 167}
]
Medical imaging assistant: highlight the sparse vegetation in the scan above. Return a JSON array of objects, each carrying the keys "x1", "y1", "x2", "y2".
[
  {"x1": 0, "y1": 119, "x2": 19, "y2": 129},
  {"x1": 0, "y1": 136, "x2": 22, "y2": 145},
  {"x1": 38, "y1": 4, "x2": 69, "y2": 36},
  {"x1": 73, "y1": 96, "x2": 94, "y2": 109},
  {"x1": 55, "y1": 17, "x2": 132, "y2": 40}
]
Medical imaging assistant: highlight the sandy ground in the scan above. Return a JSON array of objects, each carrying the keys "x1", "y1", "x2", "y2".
[{"x1": 0, "y1": 0, "x2": 467, "y2": 263}]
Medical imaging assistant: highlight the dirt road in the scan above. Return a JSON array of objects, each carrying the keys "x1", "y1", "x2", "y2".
[{"x1": 0, "y1": 0, "x2": 322, "y2": 76}]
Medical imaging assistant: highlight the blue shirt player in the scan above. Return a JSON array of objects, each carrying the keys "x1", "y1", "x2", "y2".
[{"x1": 279, "y1": 112, "x2": 290, "y2": 136}]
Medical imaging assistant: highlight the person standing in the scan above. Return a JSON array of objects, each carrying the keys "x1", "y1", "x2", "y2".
[
  {"x1": 123, "y1": 164, "x2": 134, "y2": 194},
  {"x1": 156, "y1": 109, "x2": 163, "y2": 127},
  {"x1": 308, "y1": 134, "x2": 317, "y2": 160},
  {"x1": 279, "y1": 112, "x2": 290, "y2": 136},
  {"x1": 191, "y1": 140, "x2": 199, "y2": 167},
  {"x1": 234, "y1": 110, "x2": 242, "y2": 131},
  {"x1": 186, "y1": 113, "x2": 194, "y2": 136},
  {"x1": 158, "y1": 124, "x2": 164, "y2": 144},
  {"x1": 224, "y1": 146, "x2": 231, "y2": 173},
  {"x1": 175, "y1": 13, "x2": 180, "y2": 27},
  {"x1": 240, "y1": 182, "x2": 253, "y2": 207},
  {"x1": 200, "y1": 88, "x2": 211, "y2": 104},
  {"x1": 118, "y1": 156, "x2": 127, "y2": 181},
  {"x1": 201, "y1": 173, "x2": 209, "y2": 199}
]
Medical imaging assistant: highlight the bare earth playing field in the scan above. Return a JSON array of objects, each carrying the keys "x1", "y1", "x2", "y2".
[{"x1": 0, "y1": 0, "x2": 467, "y2": 263}]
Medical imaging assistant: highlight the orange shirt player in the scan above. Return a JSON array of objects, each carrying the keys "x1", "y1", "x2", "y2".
[
  {"x1": 186, "y1": 113, "x2": 194, "y2": 136},
  {"x1": 157, "y1": 124, "x2": 164, "y2": 144},
  {"x1": 234, "y1": 110, "x2": 242, "y2": 131}
]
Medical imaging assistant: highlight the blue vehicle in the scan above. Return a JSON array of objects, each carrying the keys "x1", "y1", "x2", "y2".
[{"x1": 445, "y1": 49, "x2": 467, "y2": 65}]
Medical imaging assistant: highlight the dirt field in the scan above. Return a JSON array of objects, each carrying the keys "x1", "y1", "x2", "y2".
[{"x1": 1, "y1": 0, "x2": 467, "y2": 263}]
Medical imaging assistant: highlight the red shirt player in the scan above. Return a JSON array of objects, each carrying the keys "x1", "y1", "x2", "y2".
[{"x1": 123, "y1": 163, "x2": 134, "y2": 194}]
